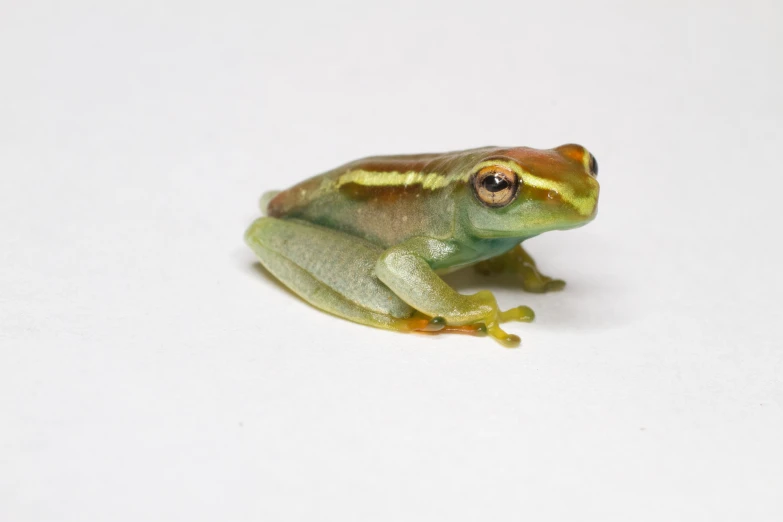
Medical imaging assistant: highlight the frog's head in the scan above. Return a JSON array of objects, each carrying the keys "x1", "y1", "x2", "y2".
[{"x1": 460, "y1": 144, "x2": 600, "y2": 239}]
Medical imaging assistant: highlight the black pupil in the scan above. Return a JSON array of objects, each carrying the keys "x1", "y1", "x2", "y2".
[
  {"x1": 483, "y1": 174, "x2": 509, "y2": 192},
  {"x1": 589, "y1": 154, "x2": 598, "y2": 176}
]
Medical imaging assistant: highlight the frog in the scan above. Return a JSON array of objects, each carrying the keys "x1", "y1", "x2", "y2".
[{"x1": 245, "y1": 144, "x2": 599, "y2": 347}]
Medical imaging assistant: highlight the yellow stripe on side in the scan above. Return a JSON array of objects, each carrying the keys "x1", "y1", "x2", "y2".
[
  {"x1": 336, "y1": 169, "x2": 450, "y2": 190},
  {"x1": 336, "y1": 159, "x2": 596, "y2": 216}
]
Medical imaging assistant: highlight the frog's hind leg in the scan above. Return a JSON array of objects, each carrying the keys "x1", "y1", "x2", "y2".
[{"x1": 245, "y1": 217, "x2": 446, "y2": 333}]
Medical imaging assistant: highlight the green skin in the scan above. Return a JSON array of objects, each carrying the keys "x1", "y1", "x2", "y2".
[{"x1": 245, "y1": 144, "x2": 600, "y2": 347}]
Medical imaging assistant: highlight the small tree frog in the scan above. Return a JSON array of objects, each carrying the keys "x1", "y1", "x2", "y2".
[{"x1": 245, "y1": 144, "x2": 599, "y2": 347}]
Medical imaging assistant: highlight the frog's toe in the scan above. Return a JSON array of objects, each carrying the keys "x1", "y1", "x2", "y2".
[
  {"x1": 544, "y1": 279, "x2": 566, "y2": 292},
  {"x1": 523, "y1": 278, "x2": 566, "y2": 293},
  {"x1": 420, "y1": 316, "x2": 447, "y2": 332},
  {"x1": 499, "y1": 333, "x2": 521, "y2": 348},
  {"x1": 485, "y1": 323, "x2": 522, "y2": 348},
  {"x1": 500, "y1": 305, "x2": 535, "y2": 323}
]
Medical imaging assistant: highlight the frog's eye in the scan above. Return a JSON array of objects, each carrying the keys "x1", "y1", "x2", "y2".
[
  {"x1": 472, "y1": 165, "x2": 520, "y2": 208},
  {"x1": 588, "y1": 153, "x2": 598, "y2": 177}
]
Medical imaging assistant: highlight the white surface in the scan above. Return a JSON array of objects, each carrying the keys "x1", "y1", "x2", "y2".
[{"x1": 2, "y1": 1, "x2": 782, "y2": 520}]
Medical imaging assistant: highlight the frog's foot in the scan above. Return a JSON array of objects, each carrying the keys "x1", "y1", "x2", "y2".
[
  {"x1": 481, "y1": 305, "x2": 535, "y2": 347},
  {"x1": 466, "y1": 291, "x2": 536, "y2": 347},
  {"x1": 475, "y1": 246, "x2": 566, "y2": 294},
  {"x1": 402, "y1": 306, "x2": 534, "y2": 347},
  {"x1": 402, "y1": 295, "x2": 535, "y2": 348}
]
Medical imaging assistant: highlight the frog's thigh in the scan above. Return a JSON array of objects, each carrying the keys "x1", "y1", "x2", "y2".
[{"x1": 245, "y1": 217, "x2": 414, "y2": 328}]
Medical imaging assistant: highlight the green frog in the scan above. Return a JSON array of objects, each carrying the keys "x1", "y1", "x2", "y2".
[{"x1": 245, "y1": 144, "x2": 599, "y2": 347}]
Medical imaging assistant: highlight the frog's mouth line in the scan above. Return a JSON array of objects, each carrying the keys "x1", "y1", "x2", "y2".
[{"x1": 466, "y1": 201, "x2": 598, "y2": 240}]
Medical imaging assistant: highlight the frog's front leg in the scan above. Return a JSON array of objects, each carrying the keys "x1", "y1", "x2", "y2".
[
  {"x1": 474, "y1": 244, "x2": 566, "y2": 293},
  {"x1": 376, "y1": 238, "x2": 534, "y2": 347}
]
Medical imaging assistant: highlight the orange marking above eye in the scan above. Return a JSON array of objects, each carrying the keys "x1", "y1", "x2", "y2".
[{"x1": 554, "y1": 144, "x2": 588, "y2": 163}]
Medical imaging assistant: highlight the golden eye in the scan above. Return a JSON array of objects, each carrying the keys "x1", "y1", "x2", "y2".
[{"x1": 472, "y1": 165, "x2": 520, "y2": 208}]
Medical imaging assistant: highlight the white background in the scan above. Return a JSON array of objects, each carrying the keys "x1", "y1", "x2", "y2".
[{"x1": 2, "y1": 1, "x2": 782, "y2": 520}]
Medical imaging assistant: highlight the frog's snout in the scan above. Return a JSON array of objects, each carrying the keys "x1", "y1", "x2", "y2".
[{"x1": 583, "y1": 179, "x2": 600, "y2": 220}]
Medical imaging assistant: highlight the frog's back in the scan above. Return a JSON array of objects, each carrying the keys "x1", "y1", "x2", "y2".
[
  {"x1": 266, "y1": 153, "x2": 442, "y2": 218},
  {"x1": 263, "y1": 150, "x2": 487, "y2": 246}
]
